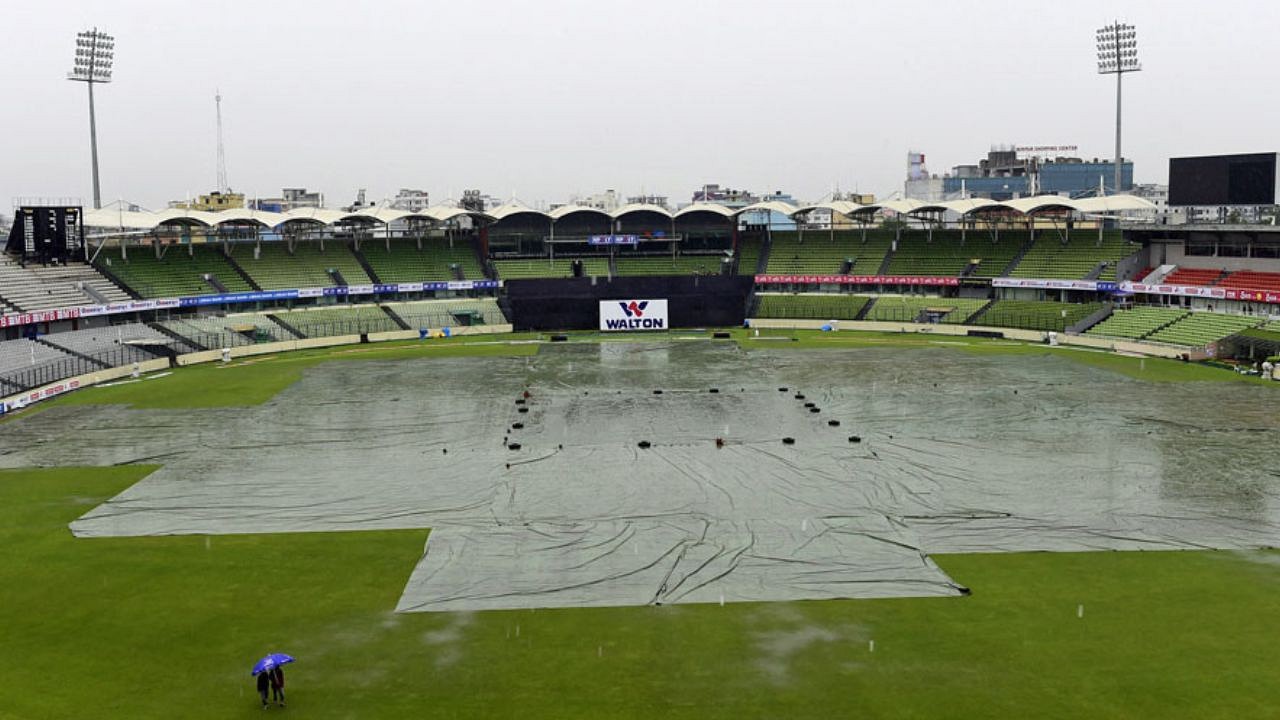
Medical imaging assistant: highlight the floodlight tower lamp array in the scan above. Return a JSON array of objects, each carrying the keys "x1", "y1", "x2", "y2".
[
  {"x1": 68, "y1": 28, "x2": 115, "y2": 209},
  {"x1": 1096, "y1": 22, "x2": 1140, "y2": 196}
]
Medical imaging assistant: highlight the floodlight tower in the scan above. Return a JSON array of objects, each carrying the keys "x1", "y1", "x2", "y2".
[
  {"x1": 1096, "y1": 22, "x2": 1140, "y2": 195},
  {"x1": 215, "y1": 89, "x2": 229, "y2": 194},
  {"x1": 68, "y1": 28, "x2": 114, "y2": 209}
]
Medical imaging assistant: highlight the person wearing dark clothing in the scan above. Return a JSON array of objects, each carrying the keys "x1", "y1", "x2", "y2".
[
  {"x1": 256, "y1": 670, "x2": 271, "y2": 708},
  {"x1": 270, "y1": 666, "x2": 286, "y2": 707}
]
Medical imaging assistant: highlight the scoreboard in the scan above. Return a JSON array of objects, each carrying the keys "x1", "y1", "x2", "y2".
[
  {"x1": 1168, "y1": 153, "x2": 1278, "y2": 207},
  {"x1": 4, "y1": 206, "x2": 84, "y2": 261}
]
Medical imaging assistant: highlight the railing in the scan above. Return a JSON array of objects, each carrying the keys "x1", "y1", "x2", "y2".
[
  {"x1": 173, "y1": 310, "x2": 504, "y2": 350},
  {"x1": 0, "y1": 345, "x2": 151, "y2": 392}
]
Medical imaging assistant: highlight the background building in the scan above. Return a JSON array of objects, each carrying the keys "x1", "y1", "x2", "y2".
[
  {"x1": 251, "y1": 188, "x2": 325, "y2": 212},
  {"x1": 169, "y1": 191, "x2": 244, "y2": 211},
  {"x1": 390, "y1": 188, "x2": 430, "y2": 212},
  {"x1": 906, "y1": 146, "x2": 1135, "y2": 201}
]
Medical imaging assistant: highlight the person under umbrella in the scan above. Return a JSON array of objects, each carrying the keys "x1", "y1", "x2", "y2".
[
  {"x1": 250, "y1": 653, "x2": 295, "y2": 709},
  {"x1": 255, "y1": 668, "x2": 271, "y2": 709},
  {"x1": 270, "y1": 664, "x2": 286, "y2": 707}
]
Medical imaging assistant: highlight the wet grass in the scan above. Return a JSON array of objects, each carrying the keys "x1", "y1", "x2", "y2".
[
  {"x1": 42, "y1": 335, "x2": 541, "y2": 410},
  {"x1": 3, "y1": 465, "x2": 1278, "y2": 719},
  {"x1": 4, "y1": 327, "x2": 1268, "y2": 422},
  {"x1": 733, "y1": 328, "x2": 1278, "y2": 385}
]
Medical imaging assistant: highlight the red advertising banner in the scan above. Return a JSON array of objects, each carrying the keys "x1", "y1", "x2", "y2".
[
  {"x1": 754, "y1": 274, "x2": 960, "y2": 286},
  {"x1": 0, "y1": 308, "x2": 83, "y2": 329},
  {"x1": 9, "y1": 379, "x2": 81, "y2": 407},
  {"x1": 1223, "y1": 288, "x2": 1280, "y2": 304}
]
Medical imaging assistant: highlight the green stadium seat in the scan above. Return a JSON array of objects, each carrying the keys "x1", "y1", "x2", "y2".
[
  {"x1": 864, "y1": 296, "x2": 988, "y2": 324},
  {"x1": 1086, "y1": 307, "x2": 1189, "y2": 340},
  {"x1": 764, "y1": 231, "x2": 891, "y2": 276},
  {"x1": 1146, "y1": 312, "x2": 1262, "y2": 347},
  {"x1": 494, "y1": 258, "x2": 610, "y2": 279},
  {"x1": 361, "y1": 238, "x2": 483, "y2": 282},
  {"x1": 1009, "y1": 231, "x2": 1138, "y2": 280},
  {"x1": 614, "y1": 255, "x2": 723, "y2": 276},
  {"x1": 974, "y1": 300, "x2": 1103, "y2": 332},
  {"x1": 754, "y1": 294, "x2": 870, "y2": 320},
  {"x1": 239, "y1": 242, "x2": 372, "y2": 290},
  {"x1": 98, "y1": 245, "x2": 251, "y2": 298}
]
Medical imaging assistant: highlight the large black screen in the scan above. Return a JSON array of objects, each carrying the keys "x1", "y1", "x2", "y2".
[
  {"x1": 1168, "y1": 153, "x2": 1276, "y2": 206},
  {"x1": 3, "y1": 206, "x2": 84, "y2": 261}
]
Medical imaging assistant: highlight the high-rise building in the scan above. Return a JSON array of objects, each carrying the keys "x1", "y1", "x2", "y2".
[
  {"x1": 390, "y1": 189, "x2": 430, "y2": 212},
  {"x1": 927, "y1": 146, "x2": 1133, "y2": 200}
]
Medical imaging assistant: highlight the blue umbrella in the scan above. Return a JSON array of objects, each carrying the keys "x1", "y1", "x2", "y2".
[{"x1": 251, "y1": 653, "x2": 295, "y2": 676}]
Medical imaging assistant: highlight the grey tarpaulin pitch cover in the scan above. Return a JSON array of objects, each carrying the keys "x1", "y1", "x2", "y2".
[{"x1": 2, "y1": 342, "x2": 1277, "y2": 611}]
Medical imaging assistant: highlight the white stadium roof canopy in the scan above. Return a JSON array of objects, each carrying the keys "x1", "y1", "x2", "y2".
[
  {"x1": 613, "y1": 203, "x2": 674, "y2": 219},
  {"x1": 83, "y1": 194, "x2": 1157, "y2": 231}
]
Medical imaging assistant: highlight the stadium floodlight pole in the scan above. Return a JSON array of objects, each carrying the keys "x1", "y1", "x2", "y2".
[
  {"x1": 68, "y1": 28, "x2": 115, "y2": 209},
  {"x1": 1096, "y1": 22, "x2": 1139, "y2": 196}
]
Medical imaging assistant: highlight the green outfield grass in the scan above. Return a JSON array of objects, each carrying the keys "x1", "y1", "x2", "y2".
[
  {"x1": 2, "y1": 334, "x2": 1277, "y2": 717},
  {"x1": 2, "y1": 465, "x2": 1278, "y2": 718}
]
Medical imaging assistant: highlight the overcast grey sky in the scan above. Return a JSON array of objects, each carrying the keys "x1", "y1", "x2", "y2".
[{"x1": 3, "y1": 0, "x2": 1278, "y2": 210}]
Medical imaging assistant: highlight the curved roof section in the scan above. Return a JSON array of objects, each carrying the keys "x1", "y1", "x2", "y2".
[
  {"x1": 794, "y1": 200, "x2": 868, "y2": 218},
  {"x1": 870, "y1": 199, "x2": 927, "y2": 215},
  {"x1": 333, "y1": 207, "x2": 421, "y2": 225},
  {"x1": 738, "y1": 200, "x2": 801, "y2": 217},
  {"x1": 210, "y1": 208, "x2": 289, "y2": 227},
  {"x1": 84, "y1": 208, "x2": 161, "y2": 229},
  {"x1": 421, "y1": 205, "x2": 494, "y2": 223},
  {"x1": 547, "y1": 205, "x2": 612, "y2": 221},
  {"x1": 281, "y1": 207, "x2": 349, "y2": 225},
  {"x1": 612, "y1": 203, "x2": 673, "y2": 219},
  {"x1": 999, "y1": 196, "x2": 1084, "y2": 215},
  {"x1": 907, "y1": 198, "x2": 1004, "y2": 216},
  {"x1": 154, "y1": 208, "x2": 220, "y2": 226},
  {"x1": 488, "y1": 203, "x2": 550, "y2": 222},
  {"x1": 672, "y1": 203, "x2": 737, "y2": 219},
  {"x1": 1073, "y1": 194, "x2": 1157, "y2": 213}
]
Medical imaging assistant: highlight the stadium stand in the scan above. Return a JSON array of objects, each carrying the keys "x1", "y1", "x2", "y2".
[
  {"x1": 275, "y1": 305, "x2": 400, "y2": 336},
  {"x1": 764, "y1": 231, "x2": 892, "y2": 275},
  {"x1": 754, "y1": 293, "x2": 870, "y2": 320},
  {"x1": 1145, "y1": 312, "x2": 1262, "y2": 347},
  {"x1": 614, "y1": 255, "x2": 723, "y2": 276},
  {"x1": 960, "y1": 234, "x2": 1028, "y2": 278},
  {"x1": 884, "y1": 233, "x2": 971, "y2": 276},
  {"x1": 96, "y1": 246, "x2": 252, "y2": 298},
  {"x1": 974, "y1": 300, "x2": 1103, "y2": 332},
  {"x1": 40, "y1": 323, "x2": 189, "y2": 363},
  {"x1": 385, "y1": 298, "x2": 506, "y2": 328},
  {"x1": 864, "y1": 296, "x2": 988, "y2": 324},
  {"x1": 0, "y1": 339, "x2": 75, "y2": 379},
  {"x1": 1162, "y1": 267, "x2": 1225, "y2": 286},
  {"x1": 238, "y1": 242, "x2": 371, "y2": 290},
  {"x1": 736, "y1": 237, "x2": 764, "y2": 275},
  {"x1": 1086, "y1": 307, "x2": 1189, "y2": 340},
  {"x1": 0, "y1": 254, "x2": 131, "y2": 310},
  {"x1": 885, "y1": 231, "x2": 1028, "y2": 278},
  {"x1": 1009, "y1": 231, "x2": 1137, "y2": 280},
  {"x1": 160, "y1": 313, "x2": 294, "y2": 347},
  {"x1": 493, "y1": 258, "x2": 610, "y2": 279},
  {"x1": 1218, "y1": 270, "x2": 1280, "y2": 292},
  {"x1": 360, "y1": 238, "x2": 482, "y2": 282}
]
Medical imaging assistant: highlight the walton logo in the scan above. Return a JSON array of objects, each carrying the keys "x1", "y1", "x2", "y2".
[
  {"x1": 620, "y1": 300, "x2": 648, "y2": 318},
  {"x1": 603, "y1": 299, "x2": 666, "y2": 330}
]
